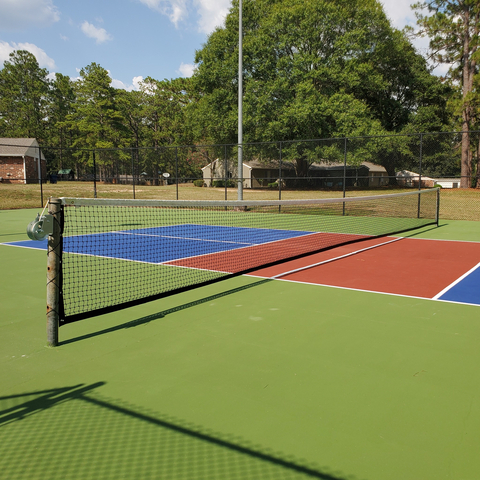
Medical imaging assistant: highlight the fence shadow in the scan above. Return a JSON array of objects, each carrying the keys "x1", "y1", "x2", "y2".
[{"x1": 0, "y1": 382, "x2": 358, "y2": 480}]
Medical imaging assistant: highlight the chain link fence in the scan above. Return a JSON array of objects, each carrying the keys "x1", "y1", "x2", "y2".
[{"x1": 1, "y1": 131, "x2": 479, "y2": 220}]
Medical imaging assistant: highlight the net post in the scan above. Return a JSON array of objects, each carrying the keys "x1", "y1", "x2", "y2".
[{"x1": 46, "y1": 198, "x2": 63, "y2": 347}]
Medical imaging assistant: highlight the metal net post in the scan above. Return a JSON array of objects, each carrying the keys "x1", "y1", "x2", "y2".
[{"x1": 46, "y1": 198, "x2": 63, "y2": 347}]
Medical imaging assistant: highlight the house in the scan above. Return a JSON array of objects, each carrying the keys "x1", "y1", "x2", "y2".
[
  {"x1": 202, "y1": 158, "x2": 388, "y2": 188},
  {"x1": 0, "y1": 138, "x2": 46, "y2": 184},
  {"x1": 201, "y1": 158, "x2": 295, "y2": 188},
  {"x1": 396, "y1": 170, "x2": 436, "y2": 188},
  {"x1": 308, "y1": 161, "x2": 389, "y2": 187}
]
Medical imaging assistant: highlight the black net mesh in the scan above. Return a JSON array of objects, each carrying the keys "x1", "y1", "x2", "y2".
[{"x1": 57, "y1": 190, "x2": 439, "y2": 324}]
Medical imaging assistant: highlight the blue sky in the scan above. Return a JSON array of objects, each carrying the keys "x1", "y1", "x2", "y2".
[{"x1": 0, "y1": 0, "x2": 429, "y2": 91}]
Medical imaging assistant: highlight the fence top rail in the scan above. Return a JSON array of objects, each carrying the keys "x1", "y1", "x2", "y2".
[{"x1": 58, "y1": 188, "x2": 438, "y2": 209}]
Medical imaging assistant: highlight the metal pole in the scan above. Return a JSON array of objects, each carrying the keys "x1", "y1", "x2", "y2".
[
  {"x1": 343, "y1": 137, "x2": 347, "y2": 215},
  {"x1": 224, "y1": 144, "x2": 228, "y2": 201},
  {"x1": 38, "y1": 146, "x2": 44, "y2": 207},
  {"x1": 131, "y1": 149, "x2": 136, "y2": 199},
  {"x1": 175, "y1": 147, "x2": 179, "y2": 200},
  {"x1": 418, "y1": 133, "x2": 423, "y2": 190},
  {"x1": 93, "y1": 150, "x2": 97, "y2": 198},
  {"x1": 46, "y1": 198, "x2": 62, "y2": 347},
  {"x1": 418, "y1": 134, "x2": 423, "y2": 218},
  {"x1": 279, "y1": 142, "x2": 283, "y2": 202},
  {"x1": 237, "y1": 0, "x2": 243, "y2": 200}
]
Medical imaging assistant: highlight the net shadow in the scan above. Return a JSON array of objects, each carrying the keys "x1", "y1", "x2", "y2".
[
  {"x1": 60, "y1": 278, "x2": 273, "y2": 346},
  {"x1": 0, "y1": 383, "x2": 359, "y2": 480}
]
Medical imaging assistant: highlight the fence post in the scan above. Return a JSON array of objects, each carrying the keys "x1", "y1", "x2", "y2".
[
  {"x1": 176, "y1": 147, "x2": 179, "y2": 200},
  {"x1": 418, "y1": 134, "x2": 423, "y2": 218},
  {"x1": 418, "y1": 133, "x2": 423, "y2": 190},
  {"x1": 343, "y1": 137, "x2": 347, "y2": 215},
  {"x1": 93, "y1": 150, "x2": 97, "y2": 198},
  {"x1": 38, "y1": 144, "x2": 44, "y2": 207},
  {"x1": 224, "y1": 144, "x2": 228, "y2": 201},
  {"x1": 131, "y1": 149, "x2": 136, "y2": 199},
  {"x1": 46, "y1": 198, "x2": 62, "y2": 347},
  {"x1": 279, "y1": 142, "x2": 283, "y2": 202}
]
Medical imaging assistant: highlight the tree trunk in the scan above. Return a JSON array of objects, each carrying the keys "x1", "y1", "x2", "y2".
[{"x1": 460, "y1": 6, "x2": 472, "y2": 188}]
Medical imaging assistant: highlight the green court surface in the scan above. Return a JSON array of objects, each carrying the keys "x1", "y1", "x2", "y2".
[{"x1": 1, "y1": 208, "x2": 480, "y2": 480}]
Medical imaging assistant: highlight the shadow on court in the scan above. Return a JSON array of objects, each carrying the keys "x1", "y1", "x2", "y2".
[
  {"x1": 0, "y1": 383, "x2": 356, "y2": 480},
  {"x1": 61, "y1": 278, "x2": 273, "y2": 346}
]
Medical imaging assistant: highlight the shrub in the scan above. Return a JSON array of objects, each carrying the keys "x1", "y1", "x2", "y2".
[
  {"x1": 193, "y1": 179, "x2": 205, "y2": 187},
  {"x1": 212, "y1": 180, "x2": 236, "y2": 188}
]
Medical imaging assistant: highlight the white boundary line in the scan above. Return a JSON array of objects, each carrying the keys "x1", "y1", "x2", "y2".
[
  {"x1": 245, "y1": 275, "x2": 480, "y2": 307},
  {"x1": 433, "y1": 261, "x2": 480, "y2": 299}
]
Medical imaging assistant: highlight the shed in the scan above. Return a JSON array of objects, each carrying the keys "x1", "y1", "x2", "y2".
[
  {"x1": 433, "y1": 178, "x2": 460, "y2": 189},
  {"x1": 0, "y1": 138, "x2": 46, "y2": 184},
  {"x1": 396, "y1": 170, "x2": 435, "y2": 188}
]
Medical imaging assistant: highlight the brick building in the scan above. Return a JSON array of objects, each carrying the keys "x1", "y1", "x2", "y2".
[{"x1": 0, "y1": 138, "x2": 46, "y2": 184}]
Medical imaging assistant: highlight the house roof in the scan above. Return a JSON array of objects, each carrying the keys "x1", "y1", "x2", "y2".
[
  {"x1": 202, "y1": 158, "x2": 387, "y2": 173},
  {"x1": 202, "y1": 158, "x2": 295, "y2": 171},
  {"x1": 310, "y1": 161, "x2": 387, "y2": 173},
  {"x1": 396, "y1": 170, "x2": 435, "y2": 181},
  {"x1": 0, "y1": 138, "x2": 45, "y2": 160}
]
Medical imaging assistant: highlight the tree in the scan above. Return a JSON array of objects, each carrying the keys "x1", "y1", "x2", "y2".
[
  {"x1": 137, "y1": 77, "x2": 193, "y2": 181},
  {"x1": 45, "y1": 73, "x2": 76, "y2": 172},
  {"x1": 0, "y1": 50, "x2": 50, "y2": 141},
  {"x1": 190, "y1": 0, "x2": 450, "y2": 177},
  {"x1": 412, "y1": 0, "x2": 480, "y2": 187},
  {"x1": 65, "y1": 63, "x2": 129, "y2": 179}
]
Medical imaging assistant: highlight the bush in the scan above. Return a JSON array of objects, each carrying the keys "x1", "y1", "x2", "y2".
[
  {"x1": 268, "y1": 182, "x2": 278, "y2": 188},
  {"x1": 212, "y1": 180, "x2": 236, "y2": 188},
  {"x1": 193, "y1": 179, "x2": 205, "y2": 187}
]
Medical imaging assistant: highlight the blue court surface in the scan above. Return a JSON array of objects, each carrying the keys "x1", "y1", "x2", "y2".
[
  {"x1": 3, "y1": 224, "x2": 313, "y2": 264},
  {"x1": 4, "y1": 225, "x2": 480, "y2": 307},
  {"x1": 436, "y1": 261, "x2": 480, "y2": 305}
]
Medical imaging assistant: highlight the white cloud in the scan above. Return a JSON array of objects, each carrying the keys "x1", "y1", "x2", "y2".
[
  {"x1": 0, "y1": 0, "x2": 60, "y2": 30},
  {"x1": 0, "y1": 40, "x2": 56, "y2": 70},
  {"x1": 381, "y1": 0, "x2": 417, "y2": 29},
  {"x1": 194, "y1": 0, "x2": 230, "y2": 33},
  {"x1": 178, "y1": 62, "x2": 195, "y2": 77},
  {"x1": 80, "y1": 21, "x2": 113, "y2": 44},
  {"x1": 138, "y1": 0, "x2": 188, "y2": 28},
  {"x1": 380, "y1": 0, "x2": 450, "y2": 76},
  {"x1": 138, "y1": 0, "x2": 230, "y2": 32},
  {"x1": 111, "y1": 75, "x2": 144, "y2": 91}
]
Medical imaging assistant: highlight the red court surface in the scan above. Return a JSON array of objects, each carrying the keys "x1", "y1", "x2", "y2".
[
  {"x1": 248, "y1": 237, "x2": 480, "y2": 300},
  {"x1": 165, "y1": 231, "x2": 369, "y2": 273}
]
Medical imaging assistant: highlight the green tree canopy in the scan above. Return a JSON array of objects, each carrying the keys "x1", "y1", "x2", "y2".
[
  {"x1": 189, "y1": 0, "x2": 449, "y2": 176},
  {"x1": 412, "y1": 0, "x2": 480, "y2": 187},
  {"x1": 0, "y1": 50, "x2": 50, "y2": 141}
]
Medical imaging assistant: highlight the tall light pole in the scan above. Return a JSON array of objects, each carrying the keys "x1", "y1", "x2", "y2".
[{"x1": 237, "y1": 0, "x2": 243, "y2": 200}]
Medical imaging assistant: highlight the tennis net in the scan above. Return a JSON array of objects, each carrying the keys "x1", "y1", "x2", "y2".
[{"x1": 46, "y1": 189, "x2": 439, "y2": 325}]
